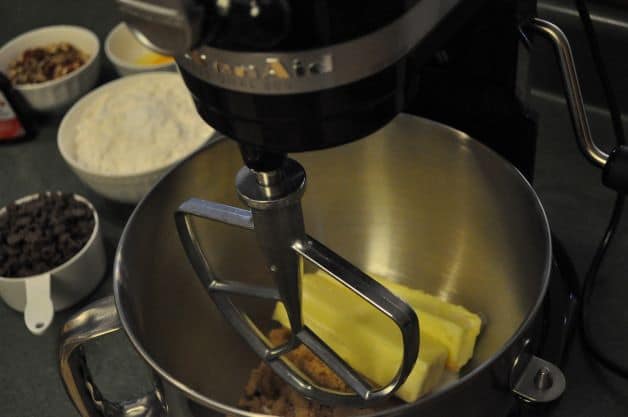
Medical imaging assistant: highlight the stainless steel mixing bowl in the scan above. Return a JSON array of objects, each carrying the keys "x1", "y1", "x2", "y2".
[{"x1": 59, "y1": 114, "x2": 564, "y2": 417}]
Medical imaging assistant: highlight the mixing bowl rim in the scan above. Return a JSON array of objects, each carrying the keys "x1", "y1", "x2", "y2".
[{"x1": 113, "y1": 117, "x2": 552, "y2": 416}]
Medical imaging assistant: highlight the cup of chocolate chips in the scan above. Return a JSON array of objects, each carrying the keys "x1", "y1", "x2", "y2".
[{"x1": 0, "y1": 192, "x2": 105, "y2": 335}]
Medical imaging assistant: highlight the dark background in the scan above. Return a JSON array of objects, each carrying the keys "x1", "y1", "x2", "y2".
[{"x1": 1, "y1": 0, "x2": 628, "y2": 416}]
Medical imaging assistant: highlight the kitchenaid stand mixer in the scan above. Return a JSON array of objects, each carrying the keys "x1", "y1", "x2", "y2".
[
  {"x1": 115, "y1": 0, "x2": 493, "y2": 405},
  {"x1": 58, "y1": 0, "x2": 628, "y2": 416}
]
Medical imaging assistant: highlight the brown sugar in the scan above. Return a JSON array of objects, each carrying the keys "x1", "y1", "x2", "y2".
[{"x1": 236, "y1": 328, "x2": 398, "y2": 417}]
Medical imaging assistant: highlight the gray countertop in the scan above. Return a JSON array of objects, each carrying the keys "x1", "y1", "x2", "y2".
[{"x1": 2, "y1": 1, "x2": 628, "y2": 416}]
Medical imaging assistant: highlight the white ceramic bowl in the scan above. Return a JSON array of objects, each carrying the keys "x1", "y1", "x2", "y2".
[
  {"x1": 58, "y1": 72, "x2": 213, "y2": 204},
  {"x1": 105, "y1": 23, "x2": 177, "y2": 77},
  {"x1": 0, "y1": 25, "x2": 100, "y2": 112}
]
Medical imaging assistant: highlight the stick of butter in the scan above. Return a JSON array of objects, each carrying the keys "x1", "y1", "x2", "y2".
[
  {"x1": 273, "y1": 272, "x2": 449, "y2": 403},
  {"x1": 367, "y1": 275, "x2": 482, "y2": 371}
]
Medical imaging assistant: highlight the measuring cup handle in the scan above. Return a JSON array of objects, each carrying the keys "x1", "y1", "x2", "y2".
[
  {"x1": 58, "y1": 296, "x2": 166, "y2": 417},
  {"x1": 24, "y1": 273, "x2": 54, "y2": 335}
]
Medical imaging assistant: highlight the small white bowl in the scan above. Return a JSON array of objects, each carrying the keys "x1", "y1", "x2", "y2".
[
  {"x1": 57, "y1": 72, "x2": 213, "y2": 204},
  {"x1": 105, "y1": 23, "x2": 177, "y2": 77},
  {"x1": 0, "y1": 25, "x2": 100, "y2": 112}
]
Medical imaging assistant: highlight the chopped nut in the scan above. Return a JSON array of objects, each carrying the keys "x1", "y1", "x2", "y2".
[{"x1": 7, "y1": 42, "x2": 89, "y2": 85}]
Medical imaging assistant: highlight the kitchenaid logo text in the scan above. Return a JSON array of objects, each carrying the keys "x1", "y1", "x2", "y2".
[{"x1": 191, "y1": 53, "x2": 333, "y2": 80}]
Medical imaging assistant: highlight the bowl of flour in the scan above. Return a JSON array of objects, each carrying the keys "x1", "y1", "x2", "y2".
[{"x1": 58, "y1": 72, "x2": 214, "y2": 203}]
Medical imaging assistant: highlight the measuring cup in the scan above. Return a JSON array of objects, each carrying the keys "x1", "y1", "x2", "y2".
[{"x1": 0, "y1": 193, "x2": 106, "y2": 335}]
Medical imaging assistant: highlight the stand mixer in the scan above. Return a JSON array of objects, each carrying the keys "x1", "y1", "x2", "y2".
[
  {"x1": 58, "y1": 1, "x2": 628, "y2": 416},
  {"x1": 115, "y1": 0, "x2": 493, "y2": 405}
]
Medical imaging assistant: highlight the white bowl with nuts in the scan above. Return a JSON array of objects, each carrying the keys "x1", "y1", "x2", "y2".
[{"x1": 0, "y1": 25, "x2": 100, "y2": 112}]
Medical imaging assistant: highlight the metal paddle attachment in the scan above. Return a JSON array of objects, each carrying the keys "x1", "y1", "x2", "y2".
[{"x1": 175, "y1": 157, "x2": 419, "y2": 406}]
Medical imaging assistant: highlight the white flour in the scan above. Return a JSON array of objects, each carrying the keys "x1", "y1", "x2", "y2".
[{"x1": 73, "y1": 76, "x2": 213, "y2": 175}]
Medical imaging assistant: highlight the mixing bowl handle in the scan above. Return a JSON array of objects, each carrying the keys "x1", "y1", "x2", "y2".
[{"x1": 58, "y1": 296, "x2": 166, "y2": 417}]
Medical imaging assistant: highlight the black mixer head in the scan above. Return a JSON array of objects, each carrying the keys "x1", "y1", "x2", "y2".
[{"x1": 117, "y1": 0, "x2": 485, "y2": 159}]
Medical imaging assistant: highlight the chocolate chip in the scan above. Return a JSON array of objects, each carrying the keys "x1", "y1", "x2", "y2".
[
  {"x1": 24, "y1": 229, "x2": 42, "y2": 243},
  {"x1": 30, "y1": 250, "x2": 41, "y2": 262},
  {"x1": 30, "y1": 200, "x2": 44, "y2": 211},
  {"x1": 67, "y1": 241, "x2": 81, "y2": 254},
  {"x1": 5, "y1": 245, "x2": 20, "y2": 256},
  {"x1": 17, "y1": 267, "x2": 31, "y2": 276},
  {"x1": 70, "y1": 207, "x2": 86, "y2": 217},
  {"x1": 15, "y1": 216, "x2": 31, "y2": 227},
  {"x1": 77, "y1": 220, "x2": 93, "y2": 234},
  {"x1": 6, "y1": 233, "x2": 23, "y2": 245}
]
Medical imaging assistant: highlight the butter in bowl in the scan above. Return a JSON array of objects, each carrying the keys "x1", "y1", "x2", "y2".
[{"x1": 105, "y1": 23, "x2": 176, "y2": 77}]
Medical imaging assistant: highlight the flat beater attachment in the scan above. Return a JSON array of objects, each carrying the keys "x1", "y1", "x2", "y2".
[{"x1": 175, "y1": 157, "x2": 419, "y2": 406}]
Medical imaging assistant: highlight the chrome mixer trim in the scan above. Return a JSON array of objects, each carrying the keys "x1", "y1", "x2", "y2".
[
  {"x1": 118, "y1": 0, "x2": 181, "y2": 21},
  {"x1": 115, "y1": 0, "x2": 204, "y2": 56},
  {"x1": 177, "y1": 0, "x2": 463, "y2": 94}
]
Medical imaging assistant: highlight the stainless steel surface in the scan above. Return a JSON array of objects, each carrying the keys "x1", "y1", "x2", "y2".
[
  {"x1": 235, "y1": 160, "x2": 306, "y2": 209},
  {"x1": 527, "y1": 18, "x2": 609, "y2": 168},
  {"x1": 255, "y1": 170, "x2": 282, "y2": 188},
  {"x1": 59, "y1": 296, "x2": 166, "y2": 417},
  {"x1": 178, "y1": 199, "x2": 254, "y2": 230},
  {"x1": 87, "y1": 114, "x2": 555, "y2": 417},
  {"x1": 177, "y1": 0, "x2": 464, "y2": 94},
  {"x1": 175, "y1": 157, "x2": 420, "y2": 404},
  {"x1": 512, "y1": 355, "x2": 566, "y2": 403},
  {"x1": 115, "y1": 0, "x2": 203, "y2": 55},
  {"x1": 236, "y1": 161, "x2": 307, "y2": 341}
]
